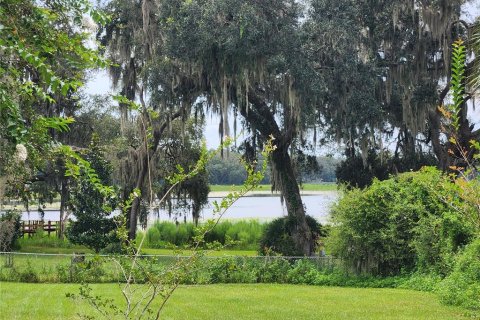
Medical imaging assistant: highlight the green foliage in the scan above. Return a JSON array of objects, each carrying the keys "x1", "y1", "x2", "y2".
[
  {"x1": 335, "y1": 152, "x2": 389, "y2": 189},
  {"x1": 328, "y1": 167, "x2": 475, "y2": 276},
  {"x1": 66, "y1": 138, "x2": 120, "y2": 253},
  {"x1": 146, "y1": 121, "x2": 216, "y2": 228},
  {"x1": 437, "y1": 238, "x2": 480, "y2": 311},
  {"x1": 335, "y1": 150, "x2": 437, "y2": 189},
  {"x1": 259, "y1": 215, "x2": 325, "y2": 256},
  {"x1": 207, "y1": 152, "x2": 337, "y2": 184},
  {"x1": 314, "y1": 156, "x2": 340, "y2": 183},
  {"x1": 207, "y1": 152, "x2": 270, "y2": 185},
  {"x1": 0, "y1": 0, "x2": 106, "y2": 180},
  {"x1": 439, "y1": 39, "x2": 480, "y2": 232},
  {"x1": 398, "y1": 272, "x2": 443, "y2": 292},
  {"x1": 15, "y1": 260, "x2": 39, "y2": 283},
  {"x1": 140, "y1": 220, "x2": 265, "y2": 250},
  {"x1": 431, "y1": 39, "x2": 480, "y2": 314}
]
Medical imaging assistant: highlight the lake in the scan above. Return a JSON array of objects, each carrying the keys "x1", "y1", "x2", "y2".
[{"x1": 19, "y1": 192, "x2": 338, "y2": 226}]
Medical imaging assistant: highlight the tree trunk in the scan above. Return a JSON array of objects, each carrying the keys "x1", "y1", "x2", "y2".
[
  {"x1": 270, "y1": 144, "x2": 313, "y2": 255},
  {"x1": 58, "y1": 178, "x2": 68, "y2": 239},
  {"x1": 428, "y1": 109, "x2": 449, "y2": 170},
  {"x1": 127, "y1": 152, "x2": 147, "y2": 240},
  {"x1": 128, "y1": 198, "x2": 141, "y2": 241},
  {"x1": 239, "y1": 87, "x2": 313, "y2": 255}
]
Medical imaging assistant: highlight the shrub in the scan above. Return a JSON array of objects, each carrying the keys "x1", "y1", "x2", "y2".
[
  {"x1": 437, "y1": 238, "x2": 480, "y2": 310},
  {"x1": 255, "y1": 257, "x2": 291, "y2": 283},
  {"x1": 16, "y1": 260, "x2": 39, "y2": 283},
  {"x1": 287, "y1": 259, "x2": 319, "y2": 284},
  {"x1": 66, "y1": 137, "x2": 120, "y2": 253},
  {"x1": 259, "y1": 215, "x2": 325, "y2": 256},
  {"x1": 328, "y1": 167, "x2": 475, "y2": 276},
  {"x1": 208, "y1": 257, "x2": 259, "y2": 284},
  {"x1": 398, "y1": 272, "x2": 442, "y2": 292}
]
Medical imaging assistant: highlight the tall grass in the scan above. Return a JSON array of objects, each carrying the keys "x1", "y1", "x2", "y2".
[
  {"x1": 17, "y1": 229, "x2": 82, "y2": 250},
  {"x1": 138, "y1": 220, "x2": 266, "y2": 250}
]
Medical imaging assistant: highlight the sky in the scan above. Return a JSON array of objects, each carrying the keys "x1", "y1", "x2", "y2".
[{"x1": 85, "y1": 1, "x2": 480, "y2": 150}]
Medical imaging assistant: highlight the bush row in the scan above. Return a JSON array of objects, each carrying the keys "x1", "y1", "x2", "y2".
[{"x1": 0, "y1": 254, "x2": 404, "y2": 288}]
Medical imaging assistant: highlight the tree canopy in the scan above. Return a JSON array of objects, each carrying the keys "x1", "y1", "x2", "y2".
[{"x1": 1, "y1": 0, "x2": 479, "y2": 256}]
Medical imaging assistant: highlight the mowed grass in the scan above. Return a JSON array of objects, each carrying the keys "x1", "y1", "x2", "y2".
[
  {"x1": 0, "y1": 283, "x2": 470, "y2": 320},
  {"x1": 210, "y1": 183, "x2": 337, "y2": 192}
]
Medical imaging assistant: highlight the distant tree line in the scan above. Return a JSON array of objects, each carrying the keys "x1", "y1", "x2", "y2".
[{"x1": 207, "y1": 152, "x2": 340, "y2": 185}]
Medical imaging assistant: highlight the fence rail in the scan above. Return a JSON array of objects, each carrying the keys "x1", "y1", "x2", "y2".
[{"x1": 21, "y1": 220, "x2": 59, "y2": 237}]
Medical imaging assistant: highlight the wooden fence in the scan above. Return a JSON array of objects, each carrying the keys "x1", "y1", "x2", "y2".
[{"x1": 21, "y1": 220, "x2": 59, "y2": 237}]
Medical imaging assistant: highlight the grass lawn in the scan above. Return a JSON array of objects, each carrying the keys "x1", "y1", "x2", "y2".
[
  {"x1": 209, "y1": 183, "x2": 337, "y2": 192},
  {"x1": 0, "y1": 283, "x2": 470, "y2": 320},
  {"x1": 17, "y1": 245, "x2": 93, "y2": 254}
]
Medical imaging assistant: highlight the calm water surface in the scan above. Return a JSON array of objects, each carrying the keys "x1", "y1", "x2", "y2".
[{"x1": 20, "y1": 193, "x2": 338, "y2": 225}]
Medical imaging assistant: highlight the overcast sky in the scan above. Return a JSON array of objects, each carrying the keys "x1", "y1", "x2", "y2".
[{"x1": 85, "y1": 1, "x2": 480, "y2": 149}]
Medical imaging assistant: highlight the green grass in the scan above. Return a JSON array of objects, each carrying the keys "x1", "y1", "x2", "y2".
[
  {"x1": 16, "y1": 245, "x2": 255, "y2": 256},
  {"x1": 17, "y1": 245, "x2": 93, "y2": 254},
  {"x1": 0, "y1": 282, "x2": 470, "y2": 319},
  {"x1": 299, "y1": 183, "x2": 337, "y2": 191},
  {"x1": 209, "y1": 183, "x2": 337, "y2": 192}
]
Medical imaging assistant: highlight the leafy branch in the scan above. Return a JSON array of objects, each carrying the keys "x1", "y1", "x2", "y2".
[{"x1": 438, "y1": 39, "x2": 480, "y2": 231}]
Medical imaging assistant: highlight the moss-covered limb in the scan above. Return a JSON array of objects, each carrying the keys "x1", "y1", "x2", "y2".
[{"x1": 126, "y1": 108, "x2": 186, "y2": 240}]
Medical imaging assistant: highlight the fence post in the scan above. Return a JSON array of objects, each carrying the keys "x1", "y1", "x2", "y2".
[{"x1": 3, "y1": 253, "x2": 14, "y2": 268}]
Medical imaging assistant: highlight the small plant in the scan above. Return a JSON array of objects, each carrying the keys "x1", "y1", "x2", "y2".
[
  {"x1": 16, "y1": 260, "x2": 39, "y2": 283},
  {"x1": 439, "y1": 39, "x2": 480, "y2": 232},
  {"x1": 433, "y1": 39, "x2": 480, "y2": 313}
]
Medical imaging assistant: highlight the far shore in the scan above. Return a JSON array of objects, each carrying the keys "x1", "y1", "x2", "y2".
[
  {"x1": 208, "y1": 189, "x2": 339, "y2": 198},
  {"x1": 2, "y1": 185, "x2": 339, "y2": 212}
]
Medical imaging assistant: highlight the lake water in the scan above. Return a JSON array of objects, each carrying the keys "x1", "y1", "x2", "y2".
[{"x1": 19, "y1": 193, "x2": 338, "y2": 226}]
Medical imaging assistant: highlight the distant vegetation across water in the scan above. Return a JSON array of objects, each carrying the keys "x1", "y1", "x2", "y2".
[{"x1": 209, "y1": 183, "x2": 337, "y2": 193}]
